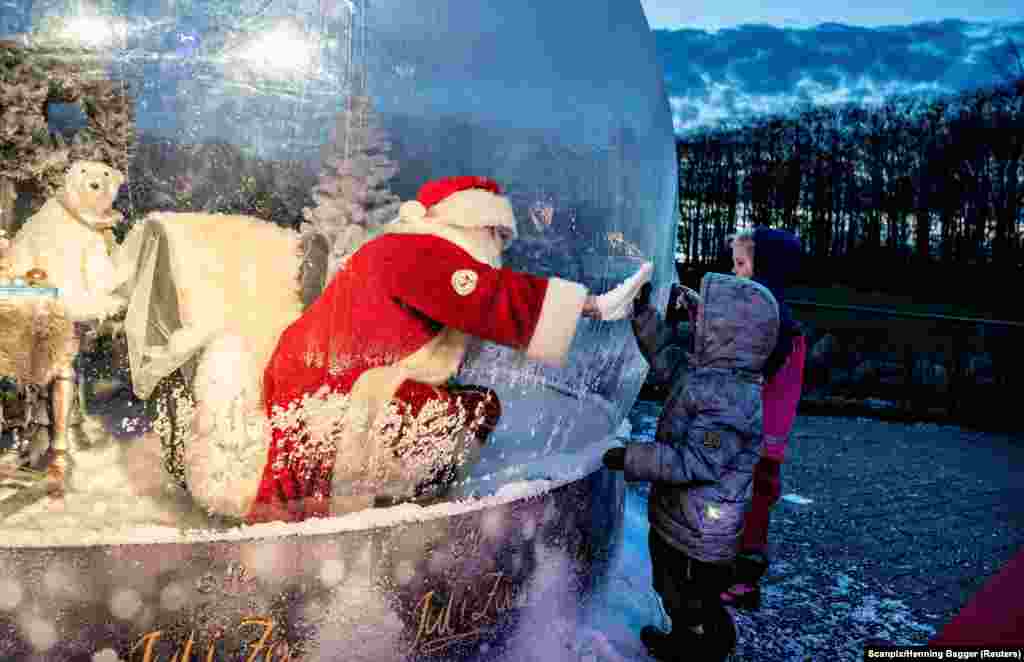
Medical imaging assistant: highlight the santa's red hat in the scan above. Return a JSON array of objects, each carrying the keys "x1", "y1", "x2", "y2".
[{"x1": 398, "y1": 176, "x2": 517, "y2": 238}]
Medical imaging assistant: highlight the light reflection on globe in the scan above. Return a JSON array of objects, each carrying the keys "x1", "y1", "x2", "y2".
[{"x1": 0, "y1": 0, "x2": 675, "y2": 658}]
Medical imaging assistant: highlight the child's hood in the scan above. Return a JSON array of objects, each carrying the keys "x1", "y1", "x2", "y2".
[
  {"x1": 694, "y1": 273, "x2": 780, "y2": 373},
  {"x1": 752, "y1": 227, "x2": 802, "y2": 301}
]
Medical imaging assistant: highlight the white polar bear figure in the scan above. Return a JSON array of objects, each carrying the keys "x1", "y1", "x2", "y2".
[
  {"x1": 8, "y1": 160, "x2": 135, "y2": 490},
  {"x1": 10, "y1": 160, "x2": 133, "y2": 322}
]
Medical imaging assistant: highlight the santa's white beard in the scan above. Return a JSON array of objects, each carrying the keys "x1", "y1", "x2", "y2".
[
  {"x1": 382, "y1": 217, "x2": 510, "y2": 269},
  {"x1": 449, "y1": 226, "x2": 504, "y2": 267}
]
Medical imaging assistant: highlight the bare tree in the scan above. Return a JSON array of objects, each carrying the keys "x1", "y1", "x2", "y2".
[{"x1": 676, "y1": 72, "x2": 1022, "y2": 302}]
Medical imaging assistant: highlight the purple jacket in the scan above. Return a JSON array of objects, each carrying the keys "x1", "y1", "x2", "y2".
[{"x1": 627, "y1": 273, "x2": 779, "y2": 563}]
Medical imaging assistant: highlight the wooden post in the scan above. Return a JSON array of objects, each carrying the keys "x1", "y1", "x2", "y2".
[
  {"x1": 949, "y1": 329, "x2": 964, "y2": 418},
  {"x1": 0, "y1": 178, "x2": 16, "y2": 238},
  {"x1": 903, "y1": 343, "x2": 914, "y2": 413}
]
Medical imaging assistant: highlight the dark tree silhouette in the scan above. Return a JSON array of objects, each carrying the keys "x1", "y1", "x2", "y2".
[{"x1": 675, "y1": 78, "x2": 1024, "y2": 316}]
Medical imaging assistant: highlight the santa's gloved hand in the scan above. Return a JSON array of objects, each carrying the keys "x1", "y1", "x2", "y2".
[
  {"x1": 593, "y1": 261, "x2": 654, "y2": 321},
  {"x1": 602, "y1": 447, "x2": 626, "y2": 471}
]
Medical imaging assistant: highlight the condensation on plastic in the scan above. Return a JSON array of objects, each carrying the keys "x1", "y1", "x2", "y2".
[{"x1": 3, "y1": 0, "x2": 675, "y2": 509}]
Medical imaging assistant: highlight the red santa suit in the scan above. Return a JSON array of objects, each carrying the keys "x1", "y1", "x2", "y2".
[{"x1": 247, "y1": 177, "x2": 589, "y2": 524}]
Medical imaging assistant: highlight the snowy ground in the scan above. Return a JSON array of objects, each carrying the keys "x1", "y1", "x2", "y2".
[
  {"x1": 0, "y1": 393, "x2": 607, "y2": 546},
  {"x1": 488, "y1": 403, "x2": 997, "y2": 662},
  {"x1": 0, "y1": 392, "x2": 222, "y2": 544},
  {"x1": 0, "y1": 386, "x2": 1006, "y2": 661}
]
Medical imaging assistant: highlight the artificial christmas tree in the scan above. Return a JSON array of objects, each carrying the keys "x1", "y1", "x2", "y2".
[{"x1": 300, "y1": 95, "x2": 401, "y2": 281}]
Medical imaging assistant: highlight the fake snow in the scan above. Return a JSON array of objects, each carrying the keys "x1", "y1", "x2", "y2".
[
  {"x1": 0, "y1": 577, "x2": 23, "y2": 610},
  {"x1": 0, "y1": 402, "x2": 620, "y2": 547},
  {"x1": 0, "y1": 394, "x2": 959, "y2": 661},
  {"x1": 20, "y1": 614, "x2": 57, "y2": 652},
  {"x1": 319, "y1": 558, "x2": 347, "y2": 587},
  {"x1": 158, "y1": 580, "x2": 189, "y2": 611},
  {"x1": 109, "y1": 587, "x2": 144, "y2": 620}
]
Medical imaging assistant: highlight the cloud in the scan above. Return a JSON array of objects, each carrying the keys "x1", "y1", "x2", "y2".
[{"x1": 656, "y1": 19, "x2": 1024, "y2": 134}]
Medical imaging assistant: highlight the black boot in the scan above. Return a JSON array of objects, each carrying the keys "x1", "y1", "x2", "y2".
[
  {"x1": 721, "y1": 551, "x2": 768, "y2": 610},
  {"x1": 641, "y1": 618, "x2": 736, "y2": 662},
  {"x1": 701, "y1": 606, "x2": 738, "y2": 661},
  {"x1": 640, "y1": 625, "x2": 695, "y2": 662}
]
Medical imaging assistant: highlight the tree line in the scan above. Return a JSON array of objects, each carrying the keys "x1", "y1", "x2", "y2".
[{"x1": 675, "y1": 76, "x2": 1023, "y2": 310}]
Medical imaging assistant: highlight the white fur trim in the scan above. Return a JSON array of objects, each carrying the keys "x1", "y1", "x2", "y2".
[
  {"x1": 124, "y1": 211, "x2": 304, "y2": 400},
  {"x1": 381, "y1": 221, "x2": 503, "y2": 267},
  {"x1": 399, "y1": 200, "x2": 426, "y2": 222},
  {"x1": 162, "y1": 325, "x2": 217, "y2": 361},
  {"x1": 427, "y1": 189, "x2": 517, "y2": 238},
  {"x1": 595, "y1": 261, "x2": 653, "y2": 321},
  {"x1": 185, "y1": 332, "x2": 268, "y2": 519},
  {"x1": 526, "y1": 277, "x2": 587, "y2": 366}
]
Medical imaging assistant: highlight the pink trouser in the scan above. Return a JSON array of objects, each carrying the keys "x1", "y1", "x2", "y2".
[
  {"x1": 740, "y1": 457, "x2": 782, "y2": 552},
  {"x1": 741, "y1": 334, "x2": 806, "y2": 554}
]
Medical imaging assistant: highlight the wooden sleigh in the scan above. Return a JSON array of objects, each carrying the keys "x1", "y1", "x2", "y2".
[
  {"x1": 119, "y1": 212, "x2": 330, "y2": 492},
  {"x1": 0, "y1": 284, "x2": 74, "y2": 509}
]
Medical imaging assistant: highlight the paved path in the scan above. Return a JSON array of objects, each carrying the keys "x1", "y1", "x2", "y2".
[{"x1": 608, "y1": 402, "x2": 1024, "y2": 661}]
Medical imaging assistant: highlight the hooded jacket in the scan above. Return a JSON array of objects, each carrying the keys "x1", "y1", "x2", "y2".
[
  {"x1": 626, "y1": 273, "x2": 779, "y2": 562},
  {"x1": 751, "y1": 227, "x2": 803, "y2": 380}
]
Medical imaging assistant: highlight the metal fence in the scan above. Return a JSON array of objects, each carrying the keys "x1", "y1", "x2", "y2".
[{"x1": 790, "y1": 300, "x2": 1024, "y2": 428}]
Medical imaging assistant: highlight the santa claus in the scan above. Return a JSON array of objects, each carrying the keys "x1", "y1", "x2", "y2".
[{"x1": 246, "y1": 176, "x2": 652, "y2": 524}]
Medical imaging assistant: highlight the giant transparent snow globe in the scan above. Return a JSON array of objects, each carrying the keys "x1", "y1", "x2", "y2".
[{"x1": 0, "y1": 1, "x2": 677, "y2": 659}]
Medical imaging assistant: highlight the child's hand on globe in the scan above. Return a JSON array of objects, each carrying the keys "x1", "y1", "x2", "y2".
[
  {"x1": 634, "y1": 282, "x2": 653, "y2": 311},
  {"x1": 668, "y1": 283, "x2": 701, "y2": 326},
  {"x1": 677, "y1": 285, "x2": 701, "y2": 309}
]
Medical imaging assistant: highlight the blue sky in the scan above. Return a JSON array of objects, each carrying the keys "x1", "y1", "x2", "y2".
[
  {"x1": 639, "y1": 0, "x2": 1023, "y2": 32},
  {"x1": 639, "y1": 2, "x2": 1024, "y2": 134},
  {"x1": 6, "y1": 0, "x2": 1020, "y2": 145}
]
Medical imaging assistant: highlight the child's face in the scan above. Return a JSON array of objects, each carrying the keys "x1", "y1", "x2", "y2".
[{"x1": 732, "y1": 242, "x2": 753, "y2": 279}]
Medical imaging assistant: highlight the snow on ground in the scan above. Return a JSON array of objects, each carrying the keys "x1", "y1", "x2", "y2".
[
  {"x1": 0, "y1": 421, "x2": 583, "y2": 547},
  {"x1": 0, "y1": 391, "x2": 620, "y2": 547},
  {"x1": 0, "y1": 424, "x2": 218, "y2": 546},
  {"x1": 0, "y1": 392, "x2": 950, "y2": 661}
]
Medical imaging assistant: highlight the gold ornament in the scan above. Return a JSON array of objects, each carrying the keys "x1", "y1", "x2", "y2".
[
  {"x1": 451, "y1": 269, "x2": 479, "y2": 296},
  {"x1": 25, "y1": 267, "x2": 49, "y2": 287}
]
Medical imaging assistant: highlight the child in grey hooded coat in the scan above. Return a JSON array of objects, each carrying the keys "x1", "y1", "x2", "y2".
[{"x1": 603, "y1": 272, "x2": 779, "y2": 661}]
